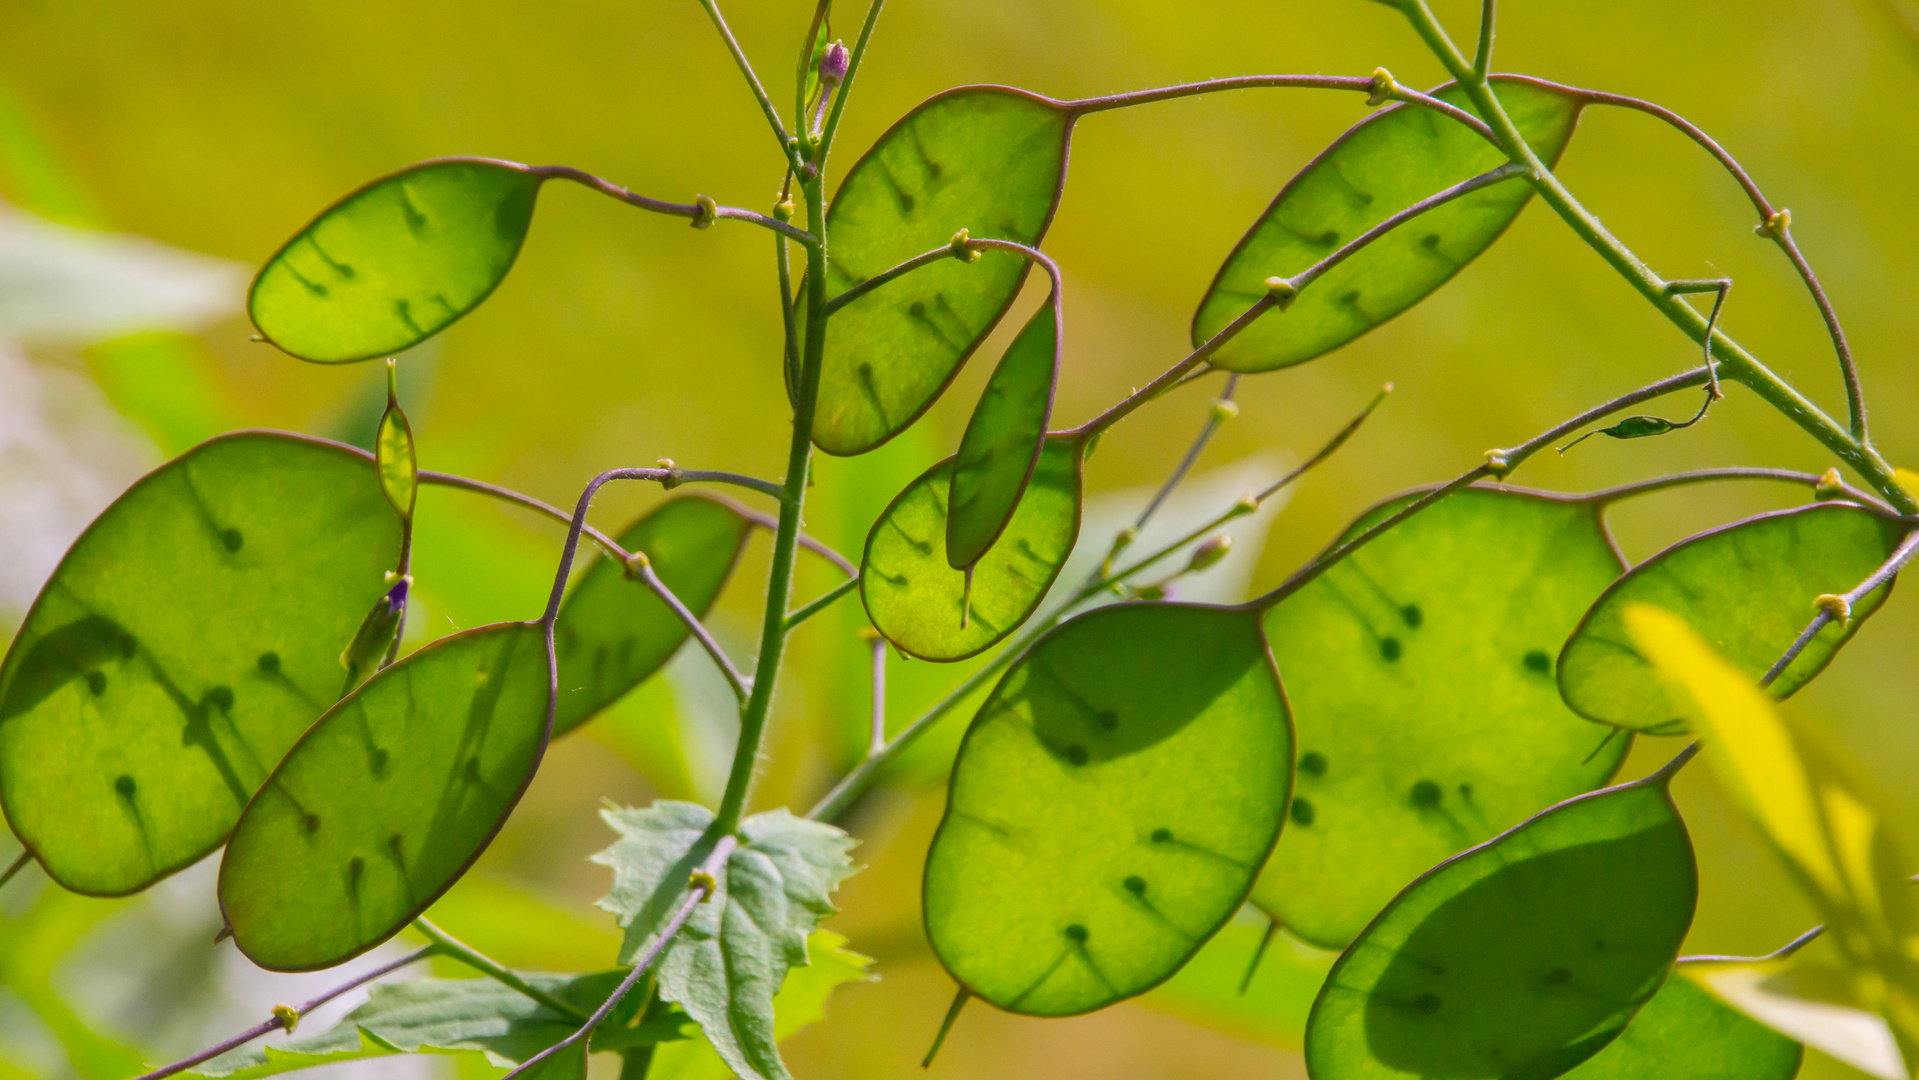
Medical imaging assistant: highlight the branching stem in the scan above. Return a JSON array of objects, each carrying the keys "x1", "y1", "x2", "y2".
[
  {"x1": 784, "y1": 575, "x2": 862, "y2": 631},
  {"x1": 691, "y1": 0, "x2": 803, "y2": 172}
]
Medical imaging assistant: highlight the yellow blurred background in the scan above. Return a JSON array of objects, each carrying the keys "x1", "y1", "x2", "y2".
[{"x1": 2, "y1": 0, "x2": 1917, "y2": 1077}]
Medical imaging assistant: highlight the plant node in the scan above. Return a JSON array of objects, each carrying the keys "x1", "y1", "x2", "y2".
[
  {"x1": 1814, "y1": 593, "x2": 1852, "y2": 627},
  {"x1": 692, "y1": 194, "x2": 719, "y2": 230},
  {"x1": 949, "y1": 228, "x2": 981, "y2": 263},
  {"x1": 1754, "y1": 208, "x2": 1791, "y2": 239},
  {"x1": 689, "y1": 868, "x2": 719, "y2": 900},
  {"x1": 1264, "y1": 276, "x2": 1300, "y2": 309},
  {"x1": 1483, "y1": 449, "x2": 1514, "y2": 477},
  {"x1": 1366, "y1": 66, "x2": 1400, "y2": 107},
  {"x1": 271, "y1": 1004, "x2": 301, "y2": 1034},
  {"x1": 1814, "y1": 467, "x2": 1846, "y2": 499},
  {"x1": 656, "y1": 458, "x2": 686, "y2": 489}
]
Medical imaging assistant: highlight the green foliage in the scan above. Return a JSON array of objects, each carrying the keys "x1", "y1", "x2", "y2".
[
  {"x1": 1255, "y1": 488, "x2": 1631, "y2": 948},
  {"x1": 374, "y1": 370, "x2": 418, "y2": 520},
  {"x1": 0, "y1": 432, "x2": 402, "y2": 895},
  {"x1": 862, "y1": 435, "x2": 1083, "y2": 660},
  {"x1": 593, "y1": 801, "x2": 857, "y2": 1080},
  {"x1": 809, "y1": 88, "x2": 1072, "y2": 455},
  {"x1": 553, "y1": 496, "x2": 753, "y2": 736},
  {"x1": 1561, "y1": 503, "x2": 1904, "y2": 733},
  {"x1": 1305, "y1": 770, "x2": 1698, "y2": 1079},
  {"x1": 945, "y1": 290, "x2": 1061, "y2": 570},
  {"x1": 1194, "y1": 79, "x2": 1582, "y2": 372},
  {"x1": 249, "y1": 158, "x2": 543, "y2": 363},
  {"x1": 923, "y1": 603, "x2": 1290, "y2": 1015},
  {"x1": 1561, "y1": 971, "x2": 1801, "y2": 1080},
  {"x1": 220, "y1": 622, "x2": 552, "y2": 971},
  {"x1": 192, "y1": 971, "x2": 692, "y2": 1079}
]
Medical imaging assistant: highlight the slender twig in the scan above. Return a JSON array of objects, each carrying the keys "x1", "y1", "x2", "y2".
[
  {"x1": 0, "y1": 850, "x2": 31, "y2": 890},
  {"x1": 530, "y1": 166, "x2": 815, "y2": 247},
  {"x1": 1136, "y1": 375, "x2": 1241, "y2": 531},
  {"x1": 413, "y1": 919, "x2": 587, "y2": 1021},
  {"x1": 1071, "y1": 164, "x2": 1522, "y2": 439},
  {"x1": 1581, "y1": 466, "x2": 1893, "y2": 513},
  {"x1": 795, "y1": 0, "x2": 832, "y2": 130},
  {"x1": 417, "y1": 471, "x2": 856, "y2": 577},
  {"x1": 828, "y1": 236, "x2": 1060, "y2": 316},
  {"x1": 815, "y1": 0, "x2": 888, "y2": 166},
  {"x1": 541, "y1": 469, "x2": 665, "y2": 628},
  {"x1": 1473, "y1": 0, "x2": 1496, "y2": 79},
  {"x1": 1760, "y1": 528, "x2": 1919, "y2": 687},
  {"x1": 423, "y1": 462, "x2": 783, "y2": 505},
  {"x1": 1090, "y1": 385, "x2": 1392, "y2": 596},
  {"x1": 1504, "y1": 76, "x2": 1868, "y2": 442},
  {"x1": 632, "y1": 556, "x2": 752, "y2": 702},
  {"x1": 867, "y1": 632, "x2": 888, "y2": 755},
  {"x1": 784, "y1": 575, "x2": 861, "y2": 631},
  {"x1": 132, "y1": 947, "x2": 435, "y2": 1080},
  {"x1": 500, "y1": 837, "x2": 736, "y2": 1080},
  {"x1": 1397, "y1": 4, "x2": 1912, "y2": 515},
  {"x1": 1239, "y1": 918, "x2": 1280, "y2": 995},
  {"x1": 1680, "y1": 924, "x2": 1827, "y2": 965},
  {"x1": 921, "y1": 987, "x2": 971, "y2": 1068},
  {"x1": 1062, "y1": 76, "x2": 1496, "y2": 144},
  {"x1": 775, "y1": 177, "x2": 801, "y2": 398},
  {"x1": 690, "y1": 0, "x2": 802, "y2": 172}
]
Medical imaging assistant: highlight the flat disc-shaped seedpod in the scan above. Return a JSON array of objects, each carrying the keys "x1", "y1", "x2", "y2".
[
  {"x1": 924, "y1": 603, "x2": 1292, "y2": 1016},
  {"x1": 1193, "y1": 78, "x2": 1583, "y2": 373},
  {"x1": 1559, "y1": 968, "x2": 1802, "y2": 1080},
  {"x1": 1559, "y1": 502, "x2": 1905, "y2": 734},
  {"x1": 1256, "y1": 487, "x2": 1630, "y2": 948},
  {"x1": 219, "y1": 621, "x2": 553, "y2": 971},
  {"x1": 249, "y1": 158, "x2": 545, "y2": 363},
  {"x1": 1305, "y1": 768, "x2": 1698, "y2": 1079},
  {"x1": 552, "y1": 495, "x2": 753, "y2": 736},
  {"x1": 808, "y1": 87, "x2": 1074, "y2": 456},
  {"x1": 862, "y1": 435, "x2": 1083, "y2": 661},
  {"x1": 0, "y1": 431, "x2": 402, "y2": 896},
  {"x1": 945, "y1": 289, "x2": 1061, "y2": 570}
]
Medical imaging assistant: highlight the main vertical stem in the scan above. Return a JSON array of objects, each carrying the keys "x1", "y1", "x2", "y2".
[{"x1": 716, "y1": 179, "x2": 829, "y2": 834}]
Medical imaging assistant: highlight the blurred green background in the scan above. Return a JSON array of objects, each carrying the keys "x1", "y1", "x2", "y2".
[{"x1": 2, "y1": 0, "x2": 1917, "y2": 1076}]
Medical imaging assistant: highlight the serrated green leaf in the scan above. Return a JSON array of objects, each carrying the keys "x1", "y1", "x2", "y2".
[
  {"x1": 1561, "y1": 969, "x2": 1802, "y2": 1080},
  {"x1": 553, "y1": 496, "x2": 753, "y2": 736},
  {"x1": 924, "y1": 602, "x2": 1291, "y2": 1016},
  {"x1": 1304, "y1": 770, "x2": 1698, "y2": 1080},
  {"x1": 862, "y1": 435, "x2": 1083, "y2": 661},
  {"x1": 1256, "y1": 488, "x2": 1631, "y2": 949},
  {"x1": 250, "y1": 158, "x2": 544, "y2": 363},
  {"x1": 220, "y1": 621, "x2": 553, "y2": 971},
  {"x1": 646, "y1": 931, "x2": 874, "y2": 1080},
  {"x1": 810, "y1": 88, "x2": 1073, "y2": 455},
  {"x1": 946, "y1": 289, "x2": 1060, "y2": 569},
  {"x1": 1194, "y1": 78, "x2": 1582, "y2": 372},
  {"x1": 592, "y1": 801, "x2": 858, "y2": 1080},
  {"x1": 191, "y1": 970, "x2": 694, "y2": 1080},
  {"x1": 1562, "y1": 504, "x2": 1904, "y2": 733},
  {"x1": 1628, "y1": 606, "x2": 1919, "y2": 1072},
  {"x1": 0, "y1": 431, "x2": 402, "y2": 896}
]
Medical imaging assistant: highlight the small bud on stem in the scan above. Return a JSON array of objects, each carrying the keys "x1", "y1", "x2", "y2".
[
  {"x1": 1366, "y1": 66, "x2": 1400, "y2": 108},
  {"x1": 1187, "y1": 533, "x2": 1234, "y2": 572}
]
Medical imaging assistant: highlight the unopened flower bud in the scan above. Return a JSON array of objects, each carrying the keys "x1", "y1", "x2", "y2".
[
  {"x1": 1212, "y1": 399, "x2": 1240, "y2": 423},
  {"x1": 821, "y1": 41, "x2": 850, "y2": 85},
  {"x1": 1187, "y1": 534, "x2": 1234, "y2": 572}
]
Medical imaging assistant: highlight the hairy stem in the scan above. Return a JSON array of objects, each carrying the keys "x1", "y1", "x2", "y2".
[
  {"x1": 1762, "y1": 528, "x2": 1919, "y2": 686},
  {"x1": 691, "y1": 0, "x2": 802, "y2": 171},
  {"x1": 1473, "y1": 0, "x2": 1496, "y2": 79},
  {"x1": 716, "y1": 175, "x2": 831, "y2": 835},
  {"x1": 132, "y1": 947, "x2": 436, "y2": 1080}
]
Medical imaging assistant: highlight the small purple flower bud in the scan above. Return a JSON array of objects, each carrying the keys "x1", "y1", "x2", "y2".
[{"x1": 821, "y1": 41, "x2": 850, "y2": 85}]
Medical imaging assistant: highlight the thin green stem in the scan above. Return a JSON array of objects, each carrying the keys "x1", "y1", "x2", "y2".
[
  {"x1": 1069, "y1": 297, "x2": 1274, "y2": 436},
  {"x1": 692, "y1": 0, "x2": 803, "y2": 172},
  {"x1": 1397, "y1": 2, "x2": 1911, "y2": 514},
  {"x1": 815, "y1": 0, "x2": 886, "y2": 166},
  {"x1": 716, "y1": 176, "x2": 831, "y2": 835},
  {"x1": 1473, "y1": 0, "x2": 1496, "y2": 79},
  {"x1": 784, "y1": 574, "x2": 861, "y2": 631},
  {"x1": 0, "y1": 849, "x2": 30, "y2": 890},
  {"x1": 1062, "y1": 76, "x2": 1494, "y2": 143},
  {"x1": 631, "y1": 557, "x2": 751, "y2": 702},
  {"x1": 1581, "y1": 466, "x2": 1894, "y2": 512},
  {"x1": 413, "y1": 918, "x2": 587, "y2": 1022},
  {"x1": 795, "y1": 0, "x2": 832, "y2": 130},
  {"x1": 1135, "y1": 375, "x2": 1240, "y2": 531}
]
